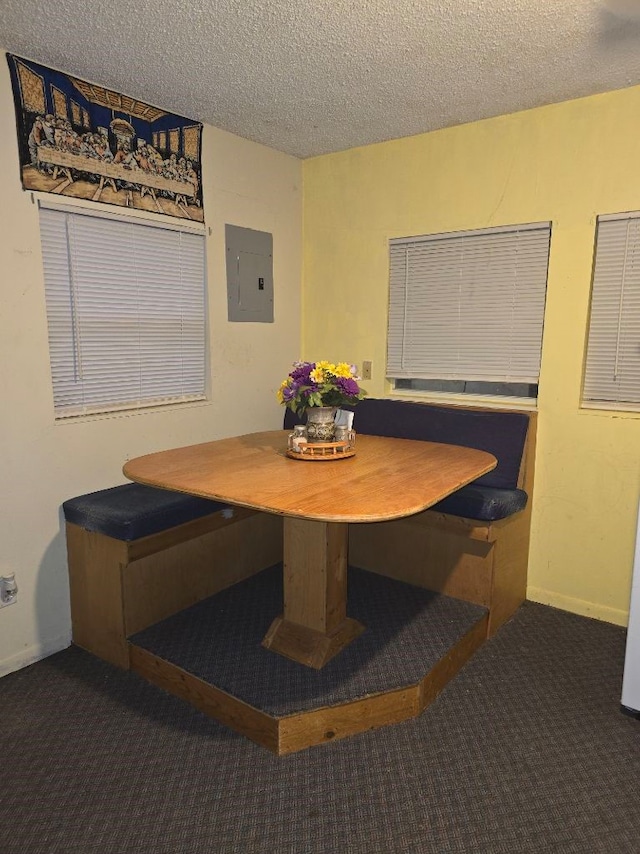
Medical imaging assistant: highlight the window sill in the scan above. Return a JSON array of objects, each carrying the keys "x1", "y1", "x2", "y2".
[
  {"x1": 387, "y1": 388, "x2": 538, "y2": 412},
  {"x1": 580, "y1": 401, "x2": 640, "y2": 417},
  {"x1": 53, "y1": 396, "x2": 209, "y2": 424}
]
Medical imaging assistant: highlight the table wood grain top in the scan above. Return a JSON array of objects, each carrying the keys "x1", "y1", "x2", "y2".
[{"x1": 123, "y1": 430, "x2": 496, "y2": 524}]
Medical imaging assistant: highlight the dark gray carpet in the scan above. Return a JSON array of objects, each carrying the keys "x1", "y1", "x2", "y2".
[
  {"x1": 2, "y1": 602, "x2": 639, "y2": 854},
  {"x1": 131, "y1": 566, "x2": 487, "y2": 715}
]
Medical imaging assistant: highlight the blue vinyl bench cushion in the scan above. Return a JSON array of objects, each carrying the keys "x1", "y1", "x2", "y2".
[
  {"x1": 63, "y1": 483, "x2": 228, "y2": 541},
  {"x1": 430, "y1": 485, "x2": 528, "y2": 521}
]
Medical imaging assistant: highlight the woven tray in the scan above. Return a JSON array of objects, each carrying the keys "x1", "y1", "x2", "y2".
[{"x1": 286, "y1": 440, "x2": 356, "y2": 461}]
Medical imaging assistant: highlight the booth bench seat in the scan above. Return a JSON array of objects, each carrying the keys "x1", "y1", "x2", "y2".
[
  {"x1": 64, "y1": 483, "x2": 282, "y2": 668},
  {"x1": 286, "y1": 397, "x2": 536, "y2": 636}
]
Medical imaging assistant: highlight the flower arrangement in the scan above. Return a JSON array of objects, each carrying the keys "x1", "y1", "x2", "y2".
[{"x1": 277, "y1": 360, "x2": 366, "y2": 416}]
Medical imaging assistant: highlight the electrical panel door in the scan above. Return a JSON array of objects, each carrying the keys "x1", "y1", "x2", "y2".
[{"x1": 225, "y1": 224, "x2": 274, "y2": 322}]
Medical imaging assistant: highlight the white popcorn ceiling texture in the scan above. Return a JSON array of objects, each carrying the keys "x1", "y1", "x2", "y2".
[{"x1": 2, "y1": 0, "x2": 640, "y2": 158}]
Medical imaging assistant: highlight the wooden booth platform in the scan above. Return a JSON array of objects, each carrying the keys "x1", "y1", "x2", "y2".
[{"x1": 128, "y1": 564, "x2": 488, "y2": 755}]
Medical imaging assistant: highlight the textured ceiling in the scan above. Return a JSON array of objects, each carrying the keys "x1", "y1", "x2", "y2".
[{"x1": 2, "y1": 1, "x2": 640, "y2": 158}]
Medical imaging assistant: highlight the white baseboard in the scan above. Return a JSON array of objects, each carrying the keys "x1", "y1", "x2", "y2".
[
  {"x1": 527, "y1": 586, "x2": 628, "y2": 627},
  {"x1": 0, "y1": 632, "x2": 72, "y2": 678}
]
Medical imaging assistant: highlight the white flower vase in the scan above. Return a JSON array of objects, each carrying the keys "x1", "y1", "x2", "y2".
[{"x1": 305, "y1": 407, "x2": 337, "y2": 443}]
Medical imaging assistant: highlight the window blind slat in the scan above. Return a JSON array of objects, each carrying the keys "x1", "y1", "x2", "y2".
[{"x1": 39, "y1": 207, "x2": 206, "y2": 417}]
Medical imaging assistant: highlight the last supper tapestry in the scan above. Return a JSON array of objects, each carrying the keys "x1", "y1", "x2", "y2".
[{"x1": 7, "y1": 54, "x2": 204, "y2": 221}]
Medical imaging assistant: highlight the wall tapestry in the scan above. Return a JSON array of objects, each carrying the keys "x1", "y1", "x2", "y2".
[{"x1": 7, "y1": 54, "x2": 204, "y2": 221}]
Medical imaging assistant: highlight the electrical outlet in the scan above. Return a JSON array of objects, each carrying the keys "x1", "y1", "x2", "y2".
[
  {"x1": 361, "y1": 360, "x2": 372, "y2": 380},
  {"x1": 0, "y1": 575, "x2": 18, "y2": 608}
]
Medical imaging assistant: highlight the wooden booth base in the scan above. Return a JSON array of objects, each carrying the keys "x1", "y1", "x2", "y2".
[
  {"x1": 126, "y1": 565, "x2": 490, "y2": 755},
  {"x1": 129, "y1": 614, "x2": 487, "y2": 755}
]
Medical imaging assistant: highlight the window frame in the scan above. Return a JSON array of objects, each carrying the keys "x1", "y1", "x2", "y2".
[
  {"x1": 582, "y1": 211, "x2": 640, "y2": 414},
  {"x1": 38, "y1": 200, "x2": 208, "y2": 420},
  {"x1": 386, "y1": 221, "x2": 552, "y2": 405}
]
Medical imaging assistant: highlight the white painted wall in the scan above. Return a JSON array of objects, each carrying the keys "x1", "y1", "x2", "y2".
[{"x1": 0, "y1": 52, "x2": 302, "y2": 675}]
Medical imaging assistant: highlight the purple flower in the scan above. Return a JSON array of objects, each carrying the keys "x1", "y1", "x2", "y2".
[
  {"x1": 290, "y1": 362, "x2": 314, "y2": 383},
  {"x1": 336, "y1": 377, "x2": 360, "y2": 397}
]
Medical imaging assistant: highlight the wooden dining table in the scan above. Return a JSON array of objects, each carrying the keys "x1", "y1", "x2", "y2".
[{"x1": 123, "y1": 430, "x2": 496, "y2": 669}]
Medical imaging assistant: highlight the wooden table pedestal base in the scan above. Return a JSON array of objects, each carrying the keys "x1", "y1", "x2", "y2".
[
  {"x1": 262, "y1": 614, "x2": 365, "y2": 669},
  {"x1": 261, "y1": 517, "x2": 364, "y2": 668}
]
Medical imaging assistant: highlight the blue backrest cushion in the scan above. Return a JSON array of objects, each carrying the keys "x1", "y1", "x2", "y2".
[
  {"x1": 284, "y1": 398, "x2": 529, "y2": 490},
  {"x1": 63, "y1": 483, "x2": 228, "y2": 541}
]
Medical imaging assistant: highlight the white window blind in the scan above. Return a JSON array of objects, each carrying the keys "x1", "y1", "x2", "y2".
[
  {"x1": 387, "y1": 222, "x2": 551, "y2": 386},
  {"x1": 583, "y1": 213, "x2": 640, "y2": 408},
  {"x1": 39, "y1": 205, "x2": 206, "y2": 418}
]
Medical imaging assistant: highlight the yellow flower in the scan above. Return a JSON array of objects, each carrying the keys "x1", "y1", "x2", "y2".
[
  {"x1": 276, "y1": 378, "x2": 289, "y2": 403},
  {"x1": 333, "y1": 362, "x2": 353, "y2": 378},
  {"x1": 311, "y1": 360, "x2": 337, "y2": 384}
]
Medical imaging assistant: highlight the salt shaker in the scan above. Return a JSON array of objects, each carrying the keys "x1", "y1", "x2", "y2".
[{"x1": 289, "y1": 424, "x2": 307, "y2": 453}]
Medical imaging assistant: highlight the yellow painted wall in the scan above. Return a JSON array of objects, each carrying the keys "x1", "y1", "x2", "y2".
[
  {"x1": 0, "y1": 52, "x2": 302, "y2": 675},
  {"x1": 303, "y1": 86, "x2": 640, "y2": 626}
]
